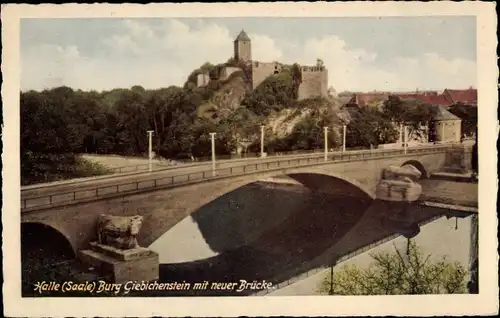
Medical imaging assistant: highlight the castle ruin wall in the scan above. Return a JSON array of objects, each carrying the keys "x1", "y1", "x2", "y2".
[
  {"x1": 251, "y1": 61, "x2": 282, "y2": 89},
  {"x1": 197, "y1": 73, "x2": 211, "y2": 87},
  {"x1": 221, "y1": 66, "x2": 242, "y2": 81},
  {"x1": 298, "y1": 66, "x2": 328, "y2": 100}
]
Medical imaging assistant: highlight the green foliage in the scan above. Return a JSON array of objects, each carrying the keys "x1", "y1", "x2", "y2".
[
  {"x1": 225, "y1": 57, "x2": 247, "y2": 69},
  {"x1": 346, "y1": 107, "x2": 398, "y2": 148},
  {"x1": 318, "y1": 240, "x2": 468, "y2": 295},
  {"x1": 448, "y1": 103, "x2": 477, "y2": 137},
  {"x1": 382, "y1": 96, "x2": 433, "y2": 140},
  {"x1": 184, "y1": 62, "x2": 215, "y2": 88},
  {"x1": 21, "y1": 152, "x2": 112, "y2": 185},
  {"x1": 286, "y1": 116, "x2": 339, "y2": 151},
  {"x1": 241, "y1": 69, "x2": 299, "y2": 116}
]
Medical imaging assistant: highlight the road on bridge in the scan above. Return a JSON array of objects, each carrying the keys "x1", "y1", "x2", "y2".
[{"x1": 22, "y1": 151, "x2": 338, "y2": 196}]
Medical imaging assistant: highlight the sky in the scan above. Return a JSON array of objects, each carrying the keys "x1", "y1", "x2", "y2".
[{"x1": 20, "y1": 16, "x2": 477, "y2": 93}]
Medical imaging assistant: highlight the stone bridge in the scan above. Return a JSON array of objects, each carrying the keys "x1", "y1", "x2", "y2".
[{"x1": 21, "y1": 144, "x2": 473, "y2": 255}]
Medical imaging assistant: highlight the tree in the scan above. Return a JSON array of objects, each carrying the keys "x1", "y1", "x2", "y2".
[
  {"x1": 346, "y1": 107, "x2": 398, "y2": 148},
  {"x1": 290, "y1": 63, "x2": 302, "y2": 100},
  {"x1": 382, "y1": 96, "x2": 433, "y2": 141},
  {"x1": 241, "y1": 70, "x2": 298, "y2": 116},
  {"x1": 448, "y1": 103, "x2": 477, "y2": 138},
  {"x1": 318, "y1": 240, "x2": 468, "y2": 295}
]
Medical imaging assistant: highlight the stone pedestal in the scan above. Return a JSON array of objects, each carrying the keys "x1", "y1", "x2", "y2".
[
  {"x1": 376, "y1": 179, "x2": 422, "y2": 202},
  {"x1": 376, "y1": 165, "x2": 423, "y2": 202},
  {"x1": 79, "y1": 242, "x2": 159, "y2": 284}
]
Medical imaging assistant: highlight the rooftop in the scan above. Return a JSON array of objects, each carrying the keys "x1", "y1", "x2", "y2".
[
  {"x1": 444, "y1": 88, "x2": 477, "y2": 105},
  {"x1": 235, "y1": 30, "x2": 251, "y2": 42},
  {"x1": 346, "y1": 88, "x2": 477, "y2": 108},
  {"x1": 431, "y1": 105, "x2": 461, "y2": 121}
]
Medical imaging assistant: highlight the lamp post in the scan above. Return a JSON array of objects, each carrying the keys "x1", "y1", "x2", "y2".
[
  {"x1": 210, "y1": 132, "x2": 216, "y2": 176},
  {"x1": 147, "y1": 130, "x2": 154, "y2": 173},
  {"x1": 400, "y1": 123, "x2": 404, "y2": 148},
  {"x1": 324, "y1": 126, "x2": 329, "y2": 162},
  {"x1": 404, "y1": 126, "x2": 408, "y2": 155},
  {"x1": 342, "y1": 125, "x2": 347, "y2": 153},
  {"x1": 260, "y1": 125, "x2": 265, "y2": 158}
]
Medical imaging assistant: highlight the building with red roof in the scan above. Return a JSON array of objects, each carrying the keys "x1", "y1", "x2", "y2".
[
  {"x1": 443, "y1": 88, "x2": 477, "y2": 106},
  {"x1": 345, "y1": 87, "x2": 477, "y2": 109}
]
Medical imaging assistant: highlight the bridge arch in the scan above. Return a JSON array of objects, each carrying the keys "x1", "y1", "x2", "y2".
[
  {"x1": 21, "y1": 221, "x2": 76, "y2": 257},
  {"x1": 401, "y1": 160, "x2": 428, "y2": 179},
  {"x1": 145, "y1": 166, "x2": 377, "y2": 249},
  {"x1": 201, "y1": 166, "x2": 376, "y2": 206}
]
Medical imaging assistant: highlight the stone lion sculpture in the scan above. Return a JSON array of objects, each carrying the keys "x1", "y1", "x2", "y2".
[{"x1": 96, "y1": 214, "x2": 144, "y2": 250}]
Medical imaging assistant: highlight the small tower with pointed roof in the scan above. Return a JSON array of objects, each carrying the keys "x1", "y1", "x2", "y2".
[
  {"x1": 429, "y1": 105, "x2": 462, "y2": 143},
  {"x1": 234, "y1": 29, "x2": 252, "y2": 62}
]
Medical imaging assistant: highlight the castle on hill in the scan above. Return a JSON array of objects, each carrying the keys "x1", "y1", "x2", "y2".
[{"x1": 196, "y1": 30, "x2": 329, "y2": 100}]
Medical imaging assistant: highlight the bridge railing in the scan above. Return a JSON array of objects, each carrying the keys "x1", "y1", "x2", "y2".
[
  {"x1": 23, "y1": 150, "x2": 343, "y2": 190},
  {"x1": 107, "y1": 148, "x2": 336, "y2": 173},
  {"x1": 21, "y1": 145, "x2": 450, "y2": 212}
]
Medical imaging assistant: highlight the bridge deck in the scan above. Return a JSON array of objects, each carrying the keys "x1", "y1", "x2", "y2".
[{"x1": 20, "y1": 145, "x2": 474, "y2": 213}]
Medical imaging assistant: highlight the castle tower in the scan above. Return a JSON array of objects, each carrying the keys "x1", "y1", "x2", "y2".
[{"x1": 234, "y1": 29, "x2": 252, "y2": 62}]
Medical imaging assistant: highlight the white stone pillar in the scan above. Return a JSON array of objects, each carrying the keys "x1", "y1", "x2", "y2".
[
  {"x1": 342, "y1": 125, "x2": 346, "y2": 152},
  {"x1": 324, "y1": 126, "x2": 328, "y2": 162},
  {"x1": 260, "y1": 125, "x2": 265, "y2": 158},
  {"x1": 210, "y1": 132, "x2": 216, "y2": 176},
  {"x1": 404, "y1": 126, "x2": 408, "y2": 154},
  {"x1": 399, "y1": 123, "x2": 403, "y2": 147},
  {"x1": 147, "y1": 130, "x2": 154, "y2": 172}
]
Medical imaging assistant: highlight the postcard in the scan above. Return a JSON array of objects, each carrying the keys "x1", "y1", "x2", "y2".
[{"x1": 2, "y1": 2, "x2": 498, "y2": 317}]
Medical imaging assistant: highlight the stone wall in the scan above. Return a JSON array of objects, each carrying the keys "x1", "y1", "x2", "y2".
[
  {"x1": 298, "y1": 66, "x2": 328, "y2": 100},
  {"x1": 196, "y1": 73, "x2": 210, "y2": 87},
  {"x1": 220, "y1": 66, "x2": 241, "y2": 81},
  {"x1": 197, "y1": 60, "x2": 328, "y2": 100},
  {"x1": 444, "y1": 144, "x2": 473, "y2": 173},
  {"x1": 434, "y1": 120, "x2": 462, "y2": 143},
  {"x1": 251, "y1": 61, "x2": 282, "y2": 88}
]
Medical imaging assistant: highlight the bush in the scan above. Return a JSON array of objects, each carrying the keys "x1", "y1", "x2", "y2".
[
  {"x1": 21, "y1": 152, "x2": 112, "y2": 185},
  {"x1": 318, "y1": 240, "x2": 468, "y2": 295}
]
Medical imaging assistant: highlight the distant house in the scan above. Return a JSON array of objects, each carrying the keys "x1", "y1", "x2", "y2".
[
  {"x1": 346, "y1": 92, "x2": 390, "y2": 107},
  {"x1": 443, "y1": 88, "x2": 478, "y2": 106},
  {"x1": 429, "y1": 105, "x2": 462, "y2": 143},
  {"x1": 345, "y1": 88, "x2": 477, "y2": 109},
  {"x1": 399, "y1": 94, "x2": 454, "y2": 108}
]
